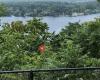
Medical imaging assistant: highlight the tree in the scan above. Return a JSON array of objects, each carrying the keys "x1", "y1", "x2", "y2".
[
  {"x1": 59, "y1": 19, "x2": 100, "y2": 58},
  {"x1": 0, "y1": 18, "x2": 49, "y2": 70},
  {"x1": 0, "y1": 4, "x2": 7, "y2": 16}
]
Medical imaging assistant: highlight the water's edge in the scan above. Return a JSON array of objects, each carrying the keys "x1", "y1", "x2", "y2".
[{"x1": 0, "y1": 13, "x2": 100, "y2": 33}]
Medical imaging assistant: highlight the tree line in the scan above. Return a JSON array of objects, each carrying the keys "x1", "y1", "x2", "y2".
[{"x1": 1, "y1": 1, "x2": 100, "y2": 17}]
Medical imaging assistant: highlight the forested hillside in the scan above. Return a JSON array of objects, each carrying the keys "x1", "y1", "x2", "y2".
[
  {"x1": 0, "y1": 4, "x2": 7, "y2": 16},
  {"x1": 1, "y1": 1, "x2": 100, "y2": 17}
]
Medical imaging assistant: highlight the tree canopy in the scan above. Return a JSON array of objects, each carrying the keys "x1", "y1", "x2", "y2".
[
  {"x1": 0, "y1": 4, "x2": 7, "y2": 16},
  {"x1": 0, "y1": 18, "x2": 100, "y2": 70},
  {"x1": 0, "y1": 17, "x2": 100, "y2": 79}
]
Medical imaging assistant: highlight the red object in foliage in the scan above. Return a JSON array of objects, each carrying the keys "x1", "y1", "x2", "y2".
[{"x1": 38, "y1": 43, "x2": 45, "y2": 53}]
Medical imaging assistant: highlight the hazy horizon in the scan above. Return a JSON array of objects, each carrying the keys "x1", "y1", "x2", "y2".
[{"x1": 0, "y1": 0, "x2": 96, "y2": 3}]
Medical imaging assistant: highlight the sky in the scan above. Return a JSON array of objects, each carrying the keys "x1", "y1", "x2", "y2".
[{"x1": 0, "y1": 0, "x2": 96, "y2": 2}]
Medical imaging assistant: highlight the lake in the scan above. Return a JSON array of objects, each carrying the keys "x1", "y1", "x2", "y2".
[{"x1": 0, "y1": 13, "x2": 100, "y2": 33}]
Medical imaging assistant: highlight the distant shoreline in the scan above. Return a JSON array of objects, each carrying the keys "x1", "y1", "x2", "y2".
[
  {"x1": 0, "y1": 13, "x2": 100, "y2": 33},
  {"x1": 0, "y1": 13, "x2": 100, "y2": 18},
  {"x1": 0, "y1": 0, "x2": 96, "y2": 3}
]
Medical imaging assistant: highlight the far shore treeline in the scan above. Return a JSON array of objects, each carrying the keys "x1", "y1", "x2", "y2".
[{"x1": 0, "y1": 1, "x2": 100, "y2": 17}]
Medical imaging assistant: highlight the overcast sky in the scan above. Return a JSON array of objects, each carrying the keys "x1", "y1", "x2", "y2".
[{"x1": 0, "y1": 0, "x2": 96, "y2": 2}]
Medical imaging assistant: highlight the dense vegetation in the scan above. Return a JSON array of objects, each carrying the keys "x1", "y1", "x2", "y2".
[
  {"x1": 0, "y1": 4, "x2": 7, "y2": 16},
  {"x1": 0, "y1": 18, "x2": 100, "y2": 71},
  {"x1": 2, "y1": 1, "x2": 100, "y2": 17},
  {"x1": 0, "y1": 0, "x2": 100, "y2": 71},
  {"x1": 0, "y1": 17, "x2": 100, "y2": 79},
  {"x1": 0, "y1": 1, "x2": 100, "y2": 79}
]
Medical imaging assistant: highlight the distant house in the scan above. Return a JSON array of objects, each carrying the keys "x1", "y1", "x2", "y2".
[{"x1": 72, "y1": 12, "x2": 84, "y2": 17}]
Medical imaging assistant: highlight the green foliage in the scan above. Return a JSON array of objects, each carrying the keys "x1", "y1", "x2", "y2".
[
  {"x1": 0, "y1": 1, "x2": 100, "y2": 79},
  {"x1": 0, "y1": 4, "x2": 7, "y2": 16},
  {"x1": 3, "y1": 1, "x2": 100, "y2": 17},
  {"x1": 0, "y1": 18, "x2": 49, "y2": 70},
  {"x1": 0, "y1": 17, "x2": 100, "y2": 79},
  {"x1": 58, "y1": 19, "x2": 100, "y2": 59}
]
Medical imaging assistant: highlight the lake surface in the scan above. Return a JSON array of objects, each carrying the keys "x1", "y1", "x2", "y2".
[{"x1": 0, "y1": 13, "x2": 100, "y2": 33}]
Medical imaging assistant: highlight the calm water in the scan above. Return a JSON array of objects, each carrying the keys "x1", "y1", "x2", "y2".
[{"x1": 0, "y1": 13, "x2": 100, "y2": 33}]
